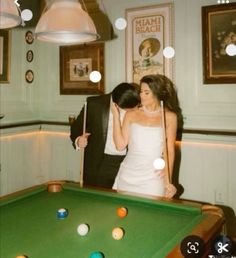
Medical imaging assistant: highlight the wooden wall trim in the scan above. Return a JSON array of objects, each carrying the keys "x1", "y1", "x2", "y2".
[
  {"x1": 0, "y1": 121, "x2": 68, "y2": 129},
  {"x1": 182, "y1": 128, "x2": 236, "y2": 137}
]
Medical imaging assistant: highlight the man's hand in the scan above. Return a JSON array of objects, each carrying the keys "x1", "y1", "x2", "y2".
[{"x1": 77, "y1": 133, "x2": 91, "y2": 148}]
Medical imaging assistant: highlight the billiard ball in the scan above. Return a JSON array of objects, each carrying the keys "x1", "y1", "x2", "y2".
[
  {"x1": 117, "y1": 207, "x2": 128, "y2": 218},
  {"x1": 89, "y1": 251, "x2": 104, "y2": 258},
  {"x1": 77, "y1": 223, "x2": 89, "y2": 236},
  {"x1": 16, "y1": 256, "x2": 28, "y2": 258},
  {"x1": 57, "y1": 208, "x2": 68, "y2": 219},
  {"x1": 112, "y1": 227, "x2": 124, "y2": 240}
]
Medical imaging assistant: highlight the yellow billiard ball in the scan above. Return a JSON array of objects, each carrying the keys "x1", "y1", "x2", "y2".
[{"x1": 112, "y1": 227, "x2": 124, "y2": 240}]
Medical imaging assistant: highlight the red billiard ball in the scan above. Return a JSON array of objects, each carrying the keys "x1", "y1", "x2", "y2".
[{"x1": 117, "y1": 207, "x2": 128, "y2": 218}]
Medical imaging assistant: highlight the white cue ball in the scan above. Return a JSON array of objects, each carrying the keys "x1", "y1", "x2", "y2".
[
  {"x1": 153, "y1": 158, "x2": 165, "y2": 170},
  {"x1": 77, "y1": 223, "x2": 89, "y2": 236}
]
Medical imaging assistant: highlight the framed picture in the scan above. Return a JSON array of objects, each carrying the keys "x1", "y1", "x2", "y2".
[
  {"x1": 126, "y1": 3, "x2": 174, "y2": 84},
  {"x1": 25, "y1": 30, "x2": 34, "y2": 44},
  {"x1": 25, "y1": 70, "x2": 34, "y2": 83},
  {"x1": 202, "y1": 3, "x2": 236, "y2": 84},
  {"x1": 26, "y1": 50, "x2": 34, "y2": 62},
  {"x1": 0, "y1": 30, "x2": 10, "y2": 83},
  {"x1": 60, "y1": 42, "x2": 104, "y2": 95}
]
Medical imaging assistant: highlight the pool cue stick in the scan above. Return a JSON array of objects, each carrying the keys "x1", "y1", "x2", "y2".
[
  {"x1": 160, "y1": 101, "x2": 171, "y2": 185},
  {"x1": 79, "y1": 102, "x2": 87, "y2": 187}
]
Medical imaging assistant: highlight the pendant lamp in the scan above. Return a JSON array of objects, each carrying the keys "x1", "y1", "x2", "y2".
[
  {"x1": 0, "y1": 0, "x2": 21, "y2": 29},
  {"x1": 35, "y1": 0, "x2": 99, "y2": 44}
]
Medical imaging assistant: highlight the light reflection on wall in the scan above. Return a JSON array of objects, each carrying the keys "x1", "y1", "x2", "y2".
[
  {"x1": 0, "y1": 131, "x2": 235, "y2": 149},
  {"x1": 0, "y1": 131, "x2": 69, "y2": 139}
]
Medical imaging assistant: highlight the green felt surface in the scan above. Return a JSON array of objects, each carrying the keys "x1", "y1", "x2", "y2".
[{"x1": 0, "y1": 184, "x2": 205, "y2": 258}]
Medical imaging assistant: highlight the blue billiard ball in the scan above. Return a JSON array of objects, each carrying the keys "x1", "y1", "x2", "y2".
[
  {"x1": 57, "y1": 208, "x2": 68, "y2": 219},
  {"x1": 89, "y1": 251, "x2": 104, "y2": 258}
]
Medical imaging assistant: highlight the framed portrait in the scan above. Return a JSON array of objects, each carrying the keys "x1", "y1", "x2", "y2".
[
  {"x1": 202, "y1": 3, "x2": 236, "y2": 84},
  {"x1": 126, "y1": 3, "x2": 174, "y2": 84},
  {"x1": 25, "y1": 70, "x2": 34, "y2": 83},
  {"x1": 0, "y1": 30, "x2": 10, "y2": 83},
  {"x1": 26, "y1": 50, "x2": 34, "y2": 62},
  {"x1": 25, "y1": 30, "x2": 34, "y2": 44},
  {"x1": 60, "y1": 42, "x2": 104, "y2": 95}
]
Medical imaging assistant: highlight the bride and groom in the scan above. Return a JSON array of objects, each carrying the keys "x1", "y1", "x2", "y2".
[{"x1": 70, "y1": 74, "x2": 181, "y2": 199}]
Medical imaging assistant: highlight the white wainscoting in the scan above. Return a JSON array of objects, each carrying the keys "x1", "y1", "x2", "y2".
[
  {"x1": 178, "y1": 133, "x2": 236, "y2": 213},
  {"x1": 0, "y1": 125, "x2": 80, "y2": 195},
  {"x1": 0, "y1": 125, "x2": 235, "y2": 214}
]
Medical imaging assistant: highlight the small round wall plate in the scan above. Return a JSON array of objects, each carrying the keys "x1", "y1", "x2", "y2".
[
  {"x1": 25, "y1": 70, "x2": 34, "y2": 83},
  {"x1": 26, "y1": 50, "x2": 34, "y2": 62},
  {"x1": 25, "y1": 30, "x2": 34, "y2": 44}
]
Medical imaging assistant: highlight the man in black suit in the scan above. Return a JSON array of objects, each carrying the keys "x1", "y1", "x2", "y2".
[{"x1": 70, "y1": 83, "x2": 140, "y2": 188}]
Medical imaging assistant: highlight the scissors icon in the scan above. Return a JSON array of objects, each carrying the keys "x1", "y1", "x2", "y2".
[{"x1": 217, "y1": 241, "x2": 229, "y2": 253}]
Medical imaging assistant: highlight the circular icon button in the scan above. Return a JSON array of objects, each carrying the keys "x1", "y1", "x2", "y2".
[
  {"x1": 180, "y1": 235, "x2": 205, "y2": 258},
  {"x1": 211, "y1": 235, "x2": 233, "y2": 255}
]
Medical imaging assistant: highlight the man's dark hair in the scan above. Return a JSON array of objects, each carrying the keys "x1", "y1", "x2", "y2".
[{"x1": 111, "y1": 82, "x2": 140, "y2": 109}]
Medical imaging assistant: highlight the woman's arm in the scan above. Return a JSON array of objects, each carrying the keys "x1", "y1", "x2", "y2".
[
  {"x1": 111, "y1": 102, "x2": 131, "y2": 151},
  {"x1": 165, "y1": 111, "x2": 177, "y2": 181},
  {"x1": 163, "y1": 111, "x2": 177, "y2": 198}
]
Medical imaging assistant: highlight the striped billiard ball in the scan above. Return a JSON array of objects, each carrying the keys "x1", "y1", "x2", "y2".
[{"x1": 57, "y1": 208, "x2": 68, "y2": 219}]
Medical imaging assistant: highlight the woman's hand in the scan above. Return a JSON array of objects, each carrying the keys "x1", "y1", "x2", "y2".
[
  {"x1": 155, "y1": 169, "x2": 165, "y2": 178},
  {"x1": 111, "y1": 101, "x2": 120, "y2": 119},
  {"x1": 164, "y1": 183, "x2": 177, "y2": 199}
]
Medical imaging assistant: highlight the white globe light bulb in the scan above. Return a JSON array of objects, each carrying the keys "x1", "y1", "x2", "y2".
[
  {"x1": 115, "y1": 18, "x2": 127, "y2": 30},
  {"x1": 163, "y1": 46, "x2": 175, "y2": 59},
  {"x1": 89, "y1": 71, "x2": 101, "y2": 83},
  {"x1": 153, "y1": 158, "x2": 165, "y2": 170}
]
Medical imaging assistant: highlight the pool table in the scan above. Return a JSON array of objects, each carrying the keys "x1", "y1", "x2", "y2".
[{"x1": 0, "y1": 182, "x2": 224, "y2": 258}]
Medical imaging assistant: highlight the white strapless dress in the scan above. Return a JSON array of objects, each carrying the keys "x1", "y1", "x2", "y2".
[{"x1": 113, "y1": 123, "x2": 165, "y2": 197}]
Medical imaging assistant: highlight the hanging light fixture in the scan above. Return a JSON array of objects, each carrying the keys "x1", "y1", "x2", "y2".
[
  {"x1": 35, "y1": 0, "x2": 100, "y2": 44},
  {"x1": 0, "y1": 0, "x2": 22, "y2": 29}
]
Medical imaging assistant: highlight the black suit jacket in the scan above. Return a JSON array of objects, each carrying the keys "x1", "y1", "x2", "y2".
[{"x1": 70, "y1": 94, "x2": 112, "y2": 185}]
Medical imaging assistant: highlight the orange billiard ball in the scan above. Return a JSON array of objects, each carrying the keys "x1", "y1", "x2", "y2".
[{"x1": 117, "y1": 207, "x2": 128, "y2": 218}]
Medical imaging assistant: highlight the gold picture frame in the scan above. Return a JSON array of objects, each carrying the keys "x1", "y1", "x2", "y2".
[
  {"x1": 202, "y1": 3, "x2": 236, "y2": 84},
  {"x1": 60, "y1": 42, "x2": 104, "y2": 95},
  {"x1": 0, "y1": 30, "x2": 10, "y2": 83},
  {"x1": 125, "y1": 3, "x2": 174, "y2": 84}
]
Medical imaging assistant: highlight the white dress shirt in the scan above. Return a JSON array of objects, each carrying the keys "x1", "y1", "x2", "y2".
[{"x1": 75, "y1": 101, "x2": 126, "y2": 156}]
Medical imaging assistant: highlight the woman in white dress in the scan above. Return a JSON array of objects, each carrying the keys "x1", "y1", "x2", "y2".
[{"x1": 111, "y1": 74, "x2": 181, "y2": 198}]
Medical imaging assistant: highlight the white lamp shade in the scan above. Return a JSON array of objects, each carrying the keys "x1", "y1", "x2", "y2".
[
  {"x1": 0, "y1": 0, "x2": 21, "y2": 29},
  {"x1": 35, "y1": 1, "x2": 99, "y2": 44}
]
